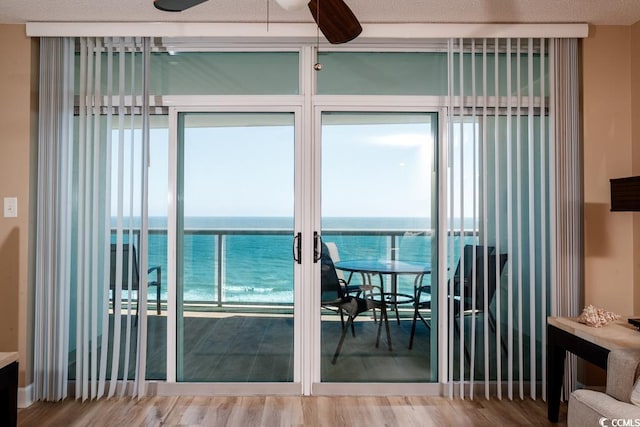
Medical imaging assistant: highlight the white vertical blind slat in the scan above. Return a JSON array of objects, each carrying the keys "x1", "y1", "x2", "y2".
[
  {"x1": 493, "y1": 37, "x2": 502, "y2": 400},
  {"x1": 447, "y1": 37, "x2": 455, "y2": 399},
  {"x1": 540, "y1": 39, "x2": 548, "y2": 402},
  {"x1": 506, "y1": 38, "x2": 514, "y2": 400},
  {"x1": 511, "y1": 39, "x2": 524, "y2": 399},
  {"x1": 80, "y1": 37, "x2": 92, "y2": 401},
  {"x1": 97, "y1": 38, "x2": 113, "y2": 400},
  {"x1": 121, "y1": 39, "x2": 137, "y2": 395},
  {"x1": 60, "y1": 38, "x2": 74, "y2": 401},
  {"x1": 469, "y1": 38, "x2": 477, "y2": 401},
  {"x1": 458, "y1": 37, "x2": 465, "y2": 400},
  {"x1": 41, "y1": 42, "x2": 53, "y2": 399},
  {"x1": 137, "y1": 37, "x2": 152, "y2": 397},
  {"x1": 481, "y1": 39, "x2": 490, "y2": 400},
  {"x1": 527, "y1": 37, "x2": 537, "y2": 400},
  {"x1": 516, "y1": 38, "x2": 524, "y2": 401},
  {"x1": 550, "y1": 38, "x2": 558, "y2": 318},
  {"x1": 44, "y1": 41, "x2": 56, "y2": 399},
  {"x1": 90, "y1": 37, "x2": 103, "y2": 400},
  {"x1": 109, "y1": 38, "x2": 126, "y2": 397},
  {"x1": 74, "y1": 37, "x2": 86, "y2": 400}
]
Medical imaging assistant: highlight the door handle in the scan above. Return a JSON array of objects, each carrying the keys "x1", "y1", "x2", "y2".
[
  {"x1": 313, "y1": 231, "x2": 322, "y2": 263},
  {"x1": 293, "y1": 232, "x2": 302, "y2": 264}
]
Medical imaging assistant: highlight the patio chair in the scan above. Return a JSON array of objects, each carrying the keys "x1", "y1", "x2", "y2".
[
  {"x1": 320, "y1": 242, "x2": 391, "y2": 364},
  {"x1": 325, "y1": 241, "x2": 356, "y2": 292},
  {"x1": 325, "y1": 241, "x2": 378, "y2": 321},
  {"x1": 409, "y1": 245, "x2": 507, "y2": 357},
  {"x1": 109, "y1": 243, "x2": 162, "y2": 317}
]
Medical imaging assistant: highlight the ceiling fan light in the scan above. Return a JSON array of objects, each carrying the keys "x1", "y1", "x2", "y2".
[{"x1": 275, "y1": 0, "x2": 308, "y2": 11}]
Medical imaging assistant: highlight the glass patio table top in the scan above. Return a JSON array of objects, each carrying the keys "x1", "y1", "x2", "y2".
[
  {"x1": 334, "y1": 260, "x2": 431, "y2": 324},
  {"x1": 334, "y1": 260, "x2": 431, "y2": 276}
]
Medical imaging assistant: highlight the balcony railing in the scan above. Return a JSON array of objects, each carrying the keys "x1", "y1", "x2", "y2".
[{"x1": 130, "y1": 228, "x2": 477, "y2": 310}]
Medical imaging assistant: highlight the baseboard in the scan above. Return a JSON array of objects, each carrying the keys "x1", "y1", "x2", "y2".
[{"x1": 18, "y1": 383, "x2": 34, "y2": 408}]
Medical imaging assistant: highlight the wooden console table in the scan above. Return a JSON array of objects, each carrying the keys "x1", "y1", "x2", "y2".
[
  {"x1": 0, "y1": 352, "x2": 18, "y2": 427},
  {"x1": 547, "y1": 317, "x2": 640, "y2": 422}
]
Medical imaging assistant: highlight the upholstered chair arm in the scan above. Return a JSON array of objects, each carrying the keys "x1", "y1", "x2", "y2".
[{"x1": 606, "y1": 349, "x2": 640, "y2": 402}]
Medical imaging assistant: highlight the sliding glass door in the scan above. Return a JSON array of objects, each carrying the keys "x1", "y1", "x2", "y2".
[
  {"x1": 319, "y1": 111, "x2": 439, "y2": 383},
  {"x1": 172, "y1": 108, "x2": 439, "y2": 389},
  {"x1": 176, "y1": 112, "x2": 296, "y2": 382}
]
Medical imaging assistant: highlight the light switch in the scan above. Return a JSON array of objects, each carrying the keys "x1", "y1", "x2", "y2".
[{"x1": 4, "y1": 197, "x2": 17, "y2": 218}]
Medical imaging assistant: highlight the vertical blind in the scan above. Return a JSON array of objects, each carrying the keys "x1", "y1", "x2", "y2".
[
  {"x1": 445, "y1": 37, "x2": 581, "y2": 400},
  {"x1": 34, "y1": 37, "x2": 150, "y2": 401},
  {"x1": 34, "y1": 37, "x2": 75, "y2": 402},
  {"x1": 552, "y1": 38, "x2": 582, "y2": 399},
  {"x1": 34, "y1": 35, "x2": 580, "y2": 401},
  {"x1": 445, "y1": 37, "x2": 558, "y2": 399}
]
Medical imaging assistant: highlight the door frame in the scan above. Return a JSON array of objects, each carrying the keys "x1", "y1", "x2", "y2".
[
  {"x1": 156, "y1": 96, "x2": 449, "y2": 396},
  {"x1": 310, "y1": 102, "x2": 446, "y2": 396},
  {"x1": 162, "y1": 103, "x2": 305, "y2": 396}
]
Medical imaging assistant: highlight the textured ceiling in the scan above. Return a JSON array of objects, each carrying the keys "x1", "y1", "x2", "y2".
[{"x1": 2, "y1": 0, "x2": 640, "y2": 26}]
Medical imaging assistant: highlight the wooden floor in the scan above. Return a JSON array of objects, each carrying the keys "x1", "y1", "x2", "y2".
[
  {"x1": 19, "y1": 395, "x2": 567, "y2": 426},
  {"x1": 49, "y1": 311, "x2": 560, "y2": 426}
]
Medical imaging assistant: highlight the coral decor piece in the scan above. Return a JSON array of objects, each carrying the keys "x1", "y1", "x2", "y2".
[{"x1": 577, "y1": 304, "x2": 621, "y2": 328}]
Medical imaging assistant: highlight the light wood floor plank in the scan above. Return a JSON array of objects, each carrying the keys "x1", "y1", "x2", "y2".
[{"x1": 19, "y1": 395, "x2": 567, "y2": 426}]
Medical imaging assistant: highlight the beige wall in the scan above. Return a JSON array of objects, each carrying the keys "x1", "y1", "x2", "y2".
[
  {"x1": 582, "y1": 25, "x2": 639, "y2": 316},
  {"x1": 0, "y1": 24, "x2": 37, "y2": 387},
  {"x1": 632, "y1": 22, "x2": 640, "y2": 312}
]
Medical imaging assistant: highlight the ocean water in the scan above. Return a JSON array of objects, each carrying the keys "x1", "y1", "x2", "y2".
[{"x1": 144, "y1": 216, "x2": 475, "y2": 304}]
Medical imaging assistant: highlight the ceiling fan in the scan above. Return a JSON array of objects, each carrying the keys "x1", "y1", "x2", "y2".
[{"x1": 153, "y1": 0, "x2": 362, "y2": 44}]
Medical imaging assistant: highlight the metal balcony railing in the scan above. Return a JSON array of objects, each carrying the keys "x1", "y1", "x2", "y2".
[{"x1": 116, "y1": 227, "x2": 477, "y2": 310}]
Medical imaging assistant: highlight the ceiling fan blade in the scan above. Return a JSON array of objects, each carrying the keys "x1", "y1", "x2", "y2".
[
  {"x1": 308, "y1": 0, "x2": 362, "y2": 44},
  {"x1": 154, "y1": 0, "x2": 208, "y2": 12}
]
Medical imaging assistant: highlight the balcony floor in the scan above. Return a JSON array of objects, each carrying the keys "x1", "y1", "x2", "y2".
[{"x1": 71, "y1": 306, "x2": 503, "y2": 384}]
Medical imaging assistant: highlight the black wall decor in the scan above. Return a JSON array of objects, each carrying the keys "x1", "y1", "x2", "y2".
[{"x1": 610, "y1": 176, "x2": 640, "y2": 211}]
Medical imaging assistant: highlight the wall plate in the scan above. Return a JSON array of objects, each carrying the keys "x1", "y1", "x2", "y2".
[{"x1": 3, "y1": 197, "x2": 17, "y2": 218}]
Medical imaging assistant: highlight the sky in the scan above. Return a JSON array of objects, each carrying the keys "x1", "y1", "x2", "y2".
[
  {"x1": 111, "y1": 112, "x2": 476, "y2": 221},
  {"x1": 179, "y1": 112, "x2": 435, "y2": 219}
]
